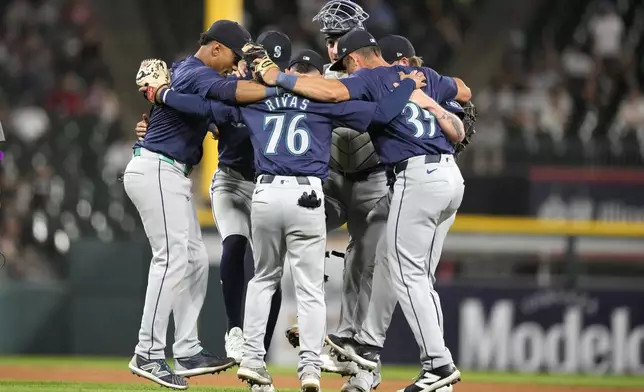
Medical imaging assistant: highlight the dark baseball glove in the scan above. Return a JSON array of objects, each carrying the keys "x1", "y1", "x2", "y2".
[
  {"x1": 242, "y1": 42, "x2": 279, "y2": 83},
  {"x1": 454, "y1": 100, "x2": 477, "y2": 157}
]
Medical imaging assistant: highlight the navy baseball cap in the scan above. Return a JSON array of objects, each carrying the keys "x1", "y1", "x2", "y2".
[
  {"x1": 204, "y1": 20, "x2": 251, "y2": 57},
  {"x1": 329, "y1": 29, "x2": 378, "y2": 71},
  {"x1": 379, "y1": 35, "x2": 415, "y2": 63},
  {"x1": 257, "y1": 31, "x2": 292, "y2": 70},
  {"x1": 288, "y1": 50, "x2": 325, "y2": 73}
]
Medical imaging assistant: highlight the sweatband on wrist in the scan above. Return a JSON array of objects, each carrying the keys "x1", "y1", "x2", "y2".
[
  {"x1": 276, "y1": 72, "x2": 297, "y2": 90},
  {"x1": 161, "y1": 88, "x2": 170, "y2": 103}
]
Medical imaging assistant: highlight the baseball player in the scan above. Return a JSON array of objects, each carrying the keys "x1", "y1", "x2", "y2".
[
  {"x1": 329, "y1": 37, "x2": 476, "y2": 380},
  {"x1": 211, "y1": 30, "x2": 292, "y2": 368},
  {"x1": 250, "y1": 29, "x2": 470, "y2": 392},
  {"x1": 125, "y1": 20, "x2": 287, "y2": 390},
  {"x1": 142, "y1": 64, "x2": 428, "y2": 391}
]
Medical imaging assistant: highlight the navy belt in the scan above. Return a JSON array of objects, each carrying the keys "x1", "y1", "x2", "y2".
[
  {"x1": 393, "y1": 155, "x2": 442, "y2": 174},
  {"x1": 219, "y1": 164, "x2": 255, "y2": 182},
  {"x1": 259, "y1": 174, "x2": 310, "y2": 185}
]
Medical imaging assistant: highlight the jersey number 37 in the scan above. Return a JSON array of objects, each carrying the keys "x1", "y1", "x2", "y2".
[
  {"x1": 403, "y1": 103, "x2": 437, "y2": 138},
  {"x1": 264, "y1": 114, "x2": 310, "y2": 156}
]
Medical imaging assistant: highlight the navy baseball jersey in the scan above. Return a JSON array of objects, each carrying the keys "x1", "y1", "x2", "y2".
[
  {"x1": 161, "y1": 79, "x2": 417, "y2": 180},
  {"x1": 215, "y1": 74, "x2": 255, "y2": 174},
  {"x1": 135, "y1": 56, "x2": 238, "y2": 166},
  {"x1": 340, "y1": 65, "x2": 458, "y2": 165}
]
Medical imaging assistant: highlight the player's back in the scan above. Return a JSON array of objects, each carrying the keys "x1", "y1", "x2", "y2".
[
  {"x1": 240, "y1": 94, "x2": 335, "y2": 180},
  {"x1": 351, "y1": 65, "x2": 457, "y2": 164},
  {"x1": 235, "y1": 92, "x2": 378, "y2": 180}
]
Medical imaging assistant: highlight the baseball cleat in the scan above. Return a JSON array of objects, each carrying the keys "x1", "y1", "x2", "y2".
[
  {"x1": 320, "y1": 353, "x2": 358, "y2": 376},
  {"x1": 324, "y1": 334, "x2": 354, "y2": 353},
  {"x1": 340, "y1": 370, "x2": 371, "y2": 392},
  {"x1": 174, "y1": 349, "x2": 237, "y2": 377},
  {"x1": 335, "y1": 340, "x2": 381, "y2": 371},
  {"x1": 250, "y1": 384, "x2": 277, "y2": 392},
  {"x1": 396, "y1": 364, "x2": 461, "y2": 392},
  {"x1": 225, "y1": 327, "x2": 244, "y2": 363},
  {"x1": 128, "y1": 355, "x2": 188, "y2": 390},
  {"x1": 285, "y1": 324, "x2": 300, "y2": 348},
  {"x1": 238, "y1": 366, "x2": 273, "y2": 386},
  {"x1": 300, "y1": 372, "x2": 321, "y2": 392}
]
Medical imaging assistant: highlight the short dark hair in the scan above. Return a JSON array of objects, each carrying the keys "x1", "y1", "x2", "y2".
[
  {"x1": 354, "y1": 46, "x2": 381, "y2": 58},
  {"x1": 198, "y1": 32, "x2": 214, "y2": 46},
  {"x1": 289, "y1": 62, "x2": 319, "y2": 74},
  {"x1": 343, "y1": 46, "x2": 381, "y2": 68},
  {"x1": 408, "y1": 56, "x2": 424, "y2": 67}
]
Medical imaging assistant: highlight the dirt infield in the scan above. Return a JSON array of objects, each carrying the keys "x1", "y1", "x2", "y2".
[{"x1": 0, "y1": 365, "x2": 631, "y2": 392}]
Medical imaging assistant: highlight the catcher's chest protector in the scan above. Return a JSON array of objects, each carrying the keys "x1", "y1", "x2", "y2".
[{"x1": 324, "y1": 65, "x2": 381, "y2": 173}]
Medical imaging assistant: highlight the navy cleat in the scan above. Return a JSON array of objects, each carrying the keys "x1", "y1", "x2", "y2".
[
  {"x1": 332, "y1": 338, "x2": 381, "y2": 371},
  {"x1": 128, "y1": 354, "x2": 188, "y2": 390},
  {"x1": 174, "y1": 349, "x2": 237, "y2": 377}
]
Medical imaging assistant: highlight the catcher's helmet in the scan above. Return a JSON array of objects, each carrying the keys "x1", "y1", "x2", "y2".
[{"x1": 313, "y1": 0, "x2": 369, "y2": 36}]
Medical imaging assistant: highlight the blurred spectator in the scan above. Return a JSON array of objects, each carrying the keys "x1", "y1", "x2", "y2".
[
  {"x1": 588, "y1": 2, "x2": 623, "y2": 60},
  {"x1": 539, "y1": 85, "x2": 573, "y2": 143},
  {"x1": 10, "y1": 103, "x2": 50, "y2": 144},
  {"x1": 588, "y1": 1, "x2": 623, "y2": 76},
  {"x1": 471, "y1": 78, "x2": 509, "y2": 174},
  {"x1": 611, "y1": 87, "x2": 644, "y2": 154}
]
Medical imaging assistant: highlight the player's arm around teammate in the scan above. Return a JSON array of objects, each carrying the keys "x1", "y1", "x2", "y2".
[{"x1": 251, "y1": 51, "x2": 471, "y2": 104}]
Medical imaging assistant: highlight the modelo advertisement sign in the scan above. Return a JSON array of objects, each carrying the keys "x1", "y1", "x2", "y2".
[{"x1": 381, "y1": 285, "x2": 644, "y2": 374}]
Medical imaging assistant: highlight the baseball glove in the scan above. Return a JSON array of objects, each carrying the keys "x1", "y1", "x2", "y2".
[
  {"x1": 136, "y1": 59, "x2": 170, "y2": 104},
  {"x1": 454, "y1": 100, "x2": 477, "y2": 157},
  {"x1": 285, "y1": 324, "x2": 299, "y2": 348},
  {"x1": 242, "y1": 42, "x2": 279, "y2": 83}
]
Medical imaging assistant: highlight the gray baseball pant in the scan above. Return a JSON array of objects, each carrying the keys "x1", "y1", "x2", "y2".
[
  {"x1": 356, "y1": 194, "x2": 456, "y2": 348},
  {"x1": 210, "y1": 167, "x2": 254, "y2": 241},
  {"x1": 124, "y1": 148, "x2": 209, "y2": 360},
  {"x1": 385, "y1": 155, "x2": 464, "y2": 370},
  {"x1": 241, "y1": 175, "x2": 326, "y2": 379},
  {"x1": 323, "y1": 169, "x2": 388, "y2": 338}
]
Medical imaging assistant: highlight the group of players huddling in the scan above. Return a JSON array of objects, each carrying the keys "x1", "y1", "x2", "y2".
[{"x1": 125, "y1": 1, "x2": 476, "y2": 392}]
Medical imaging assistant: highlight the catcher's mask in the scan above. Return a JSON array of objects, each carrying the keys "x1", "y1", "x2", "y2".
[{"x1": 313, "y1": 0, "x2": 369, "y2": 36}]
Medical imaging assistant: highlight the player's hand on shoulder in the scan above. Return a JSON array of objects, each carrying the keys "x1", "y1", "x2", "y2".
[
  {"x1": 136, "y1": 58, "x2": 170, "y2": 104},
  {"x1": 398, "y1": 70, "x2": 426, "y2": 89},
  {"x1": 135, "y1": 113, "x2": 149, "y2": 141}
]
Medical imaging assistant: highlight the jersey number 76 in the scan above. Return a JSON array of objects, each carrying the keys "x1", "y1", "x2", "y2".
[
  {"x1": 403, "y1": 103, "x2": 437, "y2": 138},
  {"x1": 263, "y1": 114, "x2": 310, "y2": 156}
]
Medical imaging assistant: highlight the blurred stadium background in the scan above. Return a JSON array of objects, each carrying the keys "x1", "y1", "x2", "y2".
[{"x1": 1, "y1": 0, "x2": 644, "y2": 378}]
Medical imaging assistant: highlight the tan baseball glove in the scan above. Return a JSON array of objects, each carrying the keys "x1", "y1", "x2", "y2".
[
  {"x1": 136, "y1": 59, "x2": 170, "y2": 104},
  {"x1": 242, "y1": 42, "x2": 279, "y2": 84}
]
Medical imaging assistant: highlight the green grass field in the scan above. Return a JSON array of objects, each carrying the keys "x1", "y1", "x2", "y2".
[{"x1": 1, "y1": 356, "x2": 644, "y2": 391}]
